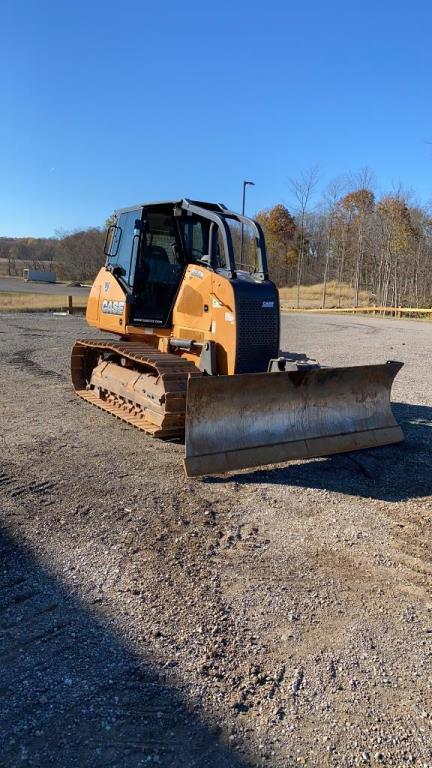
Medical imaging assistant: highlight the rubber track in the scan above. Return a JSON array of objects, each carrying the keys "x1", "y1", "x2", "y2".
[{"x1": 71, "y1": 339, "x2": 201, "y2": 438}]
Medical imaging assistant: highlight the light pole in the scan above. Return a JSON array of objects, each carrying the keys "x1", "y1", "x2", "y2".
[{"x1": 240, "y1": 180, "x2": 255, "y2": 266}]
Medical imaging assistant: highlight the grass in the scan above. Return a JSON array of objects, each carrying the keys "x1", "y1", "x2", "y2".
[
  {"x1": 0, "y1": 292, "x2": 88, "y2": 312},
  {"x1": 0, "y1": 281, "x2": 368, "y2": 313},
  {"x1": 278, "y1": 281, "x2": 371, "y2": 308}
]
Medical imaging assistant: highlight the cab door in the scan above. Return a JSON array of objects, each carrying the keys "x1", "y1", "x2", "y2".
[
  {"x1": 107, "y1": 208, "x2": 142, "y2": 289},
  {"x1": 129, "y1": 209, "x2": 185, "y2": 327}
]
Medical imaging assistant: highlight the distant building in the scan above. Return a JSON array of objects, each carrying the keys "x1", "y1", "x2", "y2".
[{"x1": 23, "y1": 269, "x2": 56, "y2": 283}]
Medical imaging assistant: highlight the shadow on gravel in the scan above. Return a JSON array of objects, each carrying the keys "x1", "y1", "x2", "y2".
[
  {"x1": 205, "y1": 402, "x2": 432, "y2": 502},
  {"x1": 0, "y1": 528, "x2": 251, "y2": 768}
]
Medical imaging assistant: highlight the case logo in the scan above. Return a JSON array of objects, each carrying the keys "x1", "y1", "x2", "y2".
[
  {"x1": 101, "y1": 299, "x2": 125, "y2": 315},
  {"x1": 262, "y1": 301, "x2": 274, "y2": 308}
]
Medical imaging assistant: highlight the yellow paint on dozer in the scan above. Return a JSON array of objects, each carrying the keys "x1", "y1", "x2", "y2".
[{"x1": 184, "y1": 361, "x2": 404, "y2": 477}]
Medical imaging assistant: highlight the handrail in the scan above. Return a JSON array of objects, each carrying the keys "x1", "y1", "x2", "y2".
[{"x1": 280, "y1": 304, "x2": 432, "y2": 316}]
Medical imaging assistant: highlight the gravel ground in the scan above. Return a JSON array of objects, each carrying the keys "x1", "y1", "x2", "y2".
[
  {"x1": 1, "y1": 312, "x2": 432, "y2": 768},
  {"x1": 0, "y1": 277, "x2": 90, "y2": 296}
]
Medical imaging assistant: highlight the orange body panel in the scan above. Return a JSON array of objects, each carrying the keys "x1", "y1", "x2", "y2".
[
  {"x1": 172, "y1": 265, "x2": 237, "y2": 374},
  {"x1": 86, "y1": 264, "x2": 238, "y2": 375},
  {"x1": 86, "y1": 268, "x2": 128, "y2": 334}
]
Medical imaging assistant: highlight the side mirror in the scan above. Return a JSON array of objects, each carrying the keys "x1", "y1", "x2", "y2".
[
  {"x1": 112, "y1": 265, "x2": 126, "y2": 278},
  {"x1": 104, "y1": 224, "x2": 121, "y2": 257}
]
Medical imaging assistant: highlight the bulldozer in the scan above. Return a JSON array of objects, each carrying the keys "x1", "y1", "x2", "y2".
[{"x1": 71, "y1": 199, "x2": 404, "y2": 477}]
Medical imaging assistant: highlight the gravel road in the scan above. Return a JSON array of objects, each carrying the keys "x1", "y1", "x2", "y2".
[
  {"x1": 1, "y1": 312, "x2": 432, "y2": 767},
  {"x1": 0, "y1": 277, "x2": 90, "y2": 296}
]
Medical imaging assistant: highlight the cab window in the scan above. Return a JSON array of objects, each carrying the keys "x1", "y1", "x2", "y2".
[
  {"x1": 109, "y1": 210, "x2": 141, "y2": 287},
  {"x1": 180, "y1": 217, "x2": 227, "y2": 268}
]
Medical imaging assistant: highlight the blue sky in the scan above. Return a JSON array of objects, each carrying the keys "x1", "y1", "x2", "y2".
[{"x1": 1, "y1": 0, "x2": 431, "y2": 237}]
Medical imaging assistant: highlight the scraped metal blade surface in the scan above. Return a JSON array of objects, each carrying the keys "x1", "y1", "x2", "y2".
[{"x1": 184, "y1": 362, "x2": 404, "y2": 477}]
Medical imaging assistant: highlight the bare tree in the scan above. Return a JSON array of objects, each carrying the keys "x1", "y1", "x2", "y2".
[
  {"x1": 288, "y1": 165, "x2": 320, "y2": 308},
  {"x1": 321, "y1": 176, "x2": 347, "y2": 308}
]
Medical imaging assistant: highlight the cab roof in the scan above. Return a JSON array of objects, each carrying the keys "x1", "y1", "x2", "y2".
[{"x1": 114, "y1": 199, "x2": 229, "y2": 216}]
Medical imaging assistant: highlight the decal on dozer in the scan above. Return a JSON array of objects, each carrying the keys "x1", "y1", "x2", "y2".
[{"x1": 101, "y1": 299, "x2": 125, "y2": 315}]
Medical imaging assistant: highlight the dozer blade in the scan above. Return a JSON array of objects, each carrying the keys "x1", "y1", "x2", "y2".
[{"x1": 183, "y1": 361, "x2": 403, "y2": 478}]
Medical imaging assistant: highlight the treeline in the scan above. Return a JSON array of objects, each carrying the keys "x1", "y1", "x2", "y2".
[
  {"x1": 0, "y1": 228, "x2": 105, "y2": 282},
  {"x1": 3, "y1": 172, "x2": 432, "y2": 307},
  {"x1": 256, "y1": 168, "x2": 432, "y2": 308}
]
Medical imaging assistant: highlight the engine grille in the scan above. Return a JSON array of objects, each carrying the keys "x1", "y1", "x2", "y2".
[{"x1": 235, "y1": 291, "x2": 279, "y2": 374}]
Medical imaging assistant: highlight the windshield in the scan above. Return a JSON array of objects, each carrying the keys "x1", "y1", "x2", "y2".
[
  {"x1": 179, "y1": 216, "x2": 227, "y2": 269},
  {"x1": 179, "y1": 212, "x2": 260, "y2": 274}
]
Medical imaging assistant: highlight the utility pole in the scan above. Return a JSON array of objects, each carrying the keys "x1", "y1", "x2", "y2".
[{"x1": 240, "y1": 180, "x2": 255, "y2": 266}]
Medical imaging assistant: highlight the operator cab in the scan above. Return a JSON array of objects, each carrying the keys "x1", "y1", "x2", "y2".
[{"x1": 104, "y1": 199, "x2": 269, "y2": 328}]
